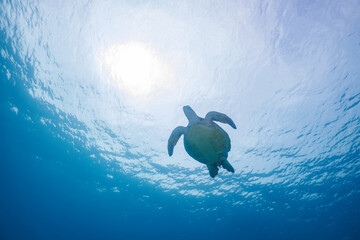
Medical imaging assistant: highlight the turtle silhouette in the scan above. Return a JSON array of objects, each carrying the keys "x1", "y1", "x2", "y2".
[{"x1": 168, "y1": 105, "x2": 236, "y2": 178}]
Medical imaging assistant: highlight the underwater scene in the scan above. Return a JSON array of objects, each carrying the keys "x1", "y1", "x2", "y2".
[{"x1": 1, "y1": 0, "x2": 360, "y2": 239}]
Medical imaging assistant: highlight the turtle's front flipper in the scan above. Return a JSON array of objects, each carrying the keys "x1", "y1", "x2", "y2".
[
  {"x1": 205, "y1": 111, "x2": 237, "y2": 129},
  {"x1": 207, "y1": 164, "x2": 219, "y2": 178},
  {"x1": 168, "y1": 126, "x2": 186, "y2": 156}
]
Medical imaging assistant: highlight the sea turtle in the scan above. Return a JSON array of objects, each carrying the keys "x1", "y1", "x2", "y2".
[{"x1": 168, "y1": 105, "x2": 236, "y2": 178}]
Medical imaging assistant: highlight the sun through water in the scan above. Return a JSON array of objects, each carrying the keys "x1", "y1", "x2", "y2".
[{"x1": 100, "y1": 42, "x2": 174, "y2": 98}]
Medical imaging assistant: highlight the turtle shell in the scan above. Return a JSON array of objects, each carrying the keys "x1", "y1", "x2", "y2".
[{"x1": 184, "y1": 122, "x2": 230, "y2": 165}]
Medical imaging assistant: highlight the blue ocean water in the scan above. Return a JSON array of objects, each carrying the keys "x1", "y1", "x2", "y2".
[{"x1": 1, "y1": 1, "x2": 360, "y2": 239}]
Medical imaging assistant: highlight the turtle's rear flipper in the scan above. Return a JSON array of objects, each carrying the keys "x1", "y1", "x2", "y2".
[
  {"x1": 222, "y1": 159, "x2": 235, "y2": 173},
  {"x1": 207, "y1": 164, "x2": 219, "y2": 178}
]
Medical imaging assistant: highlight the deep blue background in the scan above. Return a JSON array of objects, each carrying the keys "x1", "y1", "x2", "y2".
[{"x1": 1, "y1": 43, "x2": 360, "y2": 240}]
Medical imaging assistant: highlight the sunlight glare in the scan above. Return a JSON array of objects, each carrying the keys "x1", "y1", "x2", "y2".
[{"x1": 102, "y1": 42, "x2": 174, "y2": 97}]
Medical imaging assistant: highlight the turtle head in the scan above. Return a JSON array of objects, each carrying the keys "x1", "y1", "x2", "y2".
[{"x1": 183, "y1": 105, "x2": 199, "y2": 124}]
